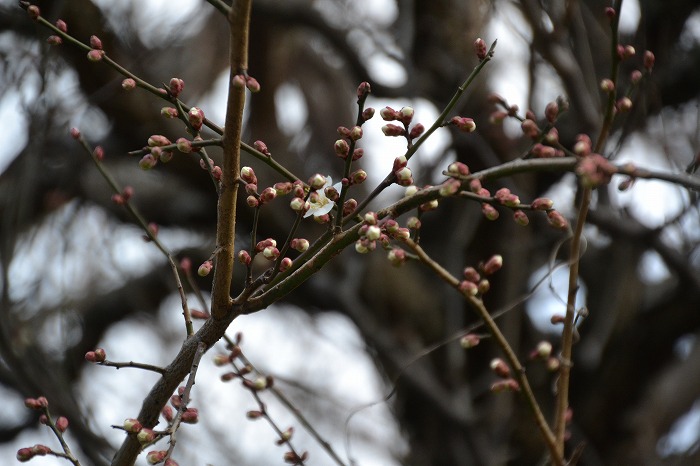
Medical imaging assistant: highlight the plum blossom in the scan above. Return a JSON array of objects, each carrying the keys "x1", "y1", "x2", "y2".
[{"x1": 304, "y1": 176, "x2": 341, "y2": 218}]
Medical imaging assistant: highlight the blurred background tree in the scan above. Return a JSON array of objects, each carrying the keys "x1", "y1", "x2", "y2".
[{"x1": 1, "y1": 0, "x2": 700, "y2": 464}]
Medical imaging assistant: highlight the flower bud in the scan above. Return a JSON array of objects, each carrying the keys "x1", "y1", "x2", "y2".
[
  {"x1": 491, "y1": 379, "x2": 520, "y2": 392},
  {"x1": 513, "y1": 210, "x2": 529, "y2": 226},
  {"x1": 197, "y1": 260, "x2": 213, "y2": 277},
  {"x1": 188, "y1": 107, "x2": 205, "y2": 131},
  {"x1": 280, "y1": 257, "x2": 293, "y2": 272},
  {"x1": 350, "y1": 169, "x2": 367, "y2": 185},
  {"x1": 643, "y1": 50, "x2": 655, "y2": 70},
  {"x1": 382, "y1": 124, "x2": 406, "y2": 137},
  {"x1": 161, "y1": 107, "x2": 178, "y2": 118},
  {"x1": 89, "y1": 35, "x2": 103, "y2": 50},
  {"x1": 343, "y1": 198, "x2": 358, "y2": 215},
  {"x1": 290, "y1": 197, "x2": 306, "y2": 212},
  {"x1": 263, "y1": 246, "x2": 280, "y2": 260},
  {"x1": 394, "y1": 166, "x2": 413, "y2": 186},
  {"x1": 246, "y1": 76, "x2": 261, "y2": 93},
  {"x1": 309, "y1": 174, "x2": 326, "y2": 190},
  {"x1": 181, "y1": 408, "x2": 199, "y2": 424},
  {"x1": 536, "y1": 341, "x2": 553, "y2": 359},
  {"x1": 521, "y1": 119, "x2": 539, "y2": 139},
  {"x1": 407, "y1": 216, "x2": 421, "y2": 230},
  {"x1": 531, "y1": 197, "x2": 553, "y2": 210},
  {"x1": 474, "y1": 37, "x2": 487, "y2": 60},
  {"x1": 489, "y1": 111, "x2": 508, "y2": 125},
  {"x1": 253, "y1": 140, "x2": 270, "y2": 156},
  {"x1": 87, "y1": 49, "x2": 104, "y2": 62},
  {"x1": 147, "y1": 450, "x2": 167, "y2": 465},
  {"x1": 232, "y1": 74, "x2": 246, "y2": 89},
  {"x1": 334, "y1": 139, "x2": 349, "y2": 158},
  {"x1": 27, "y1": 5, "x2": 41, "y2": 20},
  {"x1": 138, "y1": 154, "x2": 157, "y2": 170},
  {"x1": 47, "y1": 35, "x2": 62, "y2": 45},
  {"x1": 447, "y1": 161, "x2": 470, "y2": 176},
  {"x1": 630, "y1": 70, "x2": 643, "y2": 84},
  {"x1": 544, "y1": 102, "x2": 559, "y2": 123},
  {"x1": 398, "y1": 106, "x2": 414, "y2": 124},
  {"x1": 482, "y1": 203, "x2": 499, "y2": 220},
  {"x1": 387, "y1": 248, "x2": 406, "y2": 267},
  {"x1": 259, "y1": 187, "x2": 277, "y2": 204},
  {"x1": 241, "y1": 166, "x2": 256, "y2": 184},
  {"x1": 482, "y1": 255, "x2": 503, "y2": 275},
  {"x1": 490, "y1": 358, "x2": 511, "y2": 378},
  {"x1": 123, "y1": 418, "x2": 143, "y2": 433},
  {"x1": 547, "y1": 210, "x2": 568, "y2": 230},
  {"x1": 169, "y1": 78, "x2": 185, "y2": 97},
  {"x1": 362, "y1": 107, "x2": 375, "y2": 121},
  {"x1": 450, "y1": 116, "x2": 477, "y2": 133},
  {"x1": 291, "y1": 238, "x2": 309, "y2": 252},
  {"x1": 616, "y1": 97, "x2": 633, "y2": 112},
  {"x1": 148, "y1": 135, "x2": 171, "y2": 147},
  {"x1": 380, "y1": 106, "x2": 397, "y2": 121},
  {"x1": 349, "y1": 126, "x2": 363, "y2": 141},
  {"x1": 137, "y1": 428, "x2": 156, "y2": 444},
  {"x1": 458, "y1": 280, "x2": 478, "y2": 296},
  {"x1": 600, "y1": 79, "x2": 615, "y2": 93},
  {"x1": 460, "y1": 334, "x2": 480, "y2": 349},
  {"x1": 17, "y1": 447, "x2": 33, "y2": 462},
  {"x1": 237, "y1": 250, "x2": 251, "y2": 265},
  {"x1": 70, "y1": 127, "x2": 81, "y2": 139}
]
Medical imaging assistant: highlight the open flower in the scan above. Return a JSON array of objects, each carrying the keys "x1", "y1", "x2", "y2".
[{"x1": 304, "y1": 176, "x2": 341, "y2": 218}]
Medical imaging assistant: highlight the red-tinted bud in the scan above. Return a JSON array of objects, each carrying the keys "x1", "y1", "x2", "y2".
[
  {"x1": 478, "y1": 279, "x2": 490, "y2": 294},
  {"x1": 351, "y1": 148, "x2": 364, "y2": 161},
  {"x1": 463, "y1": 266, "x2": 480, "y2": 283},
  {"x1": 147, "y1": 450, "x2": 167, "y2": 465},
  {"x1": 138, "y1": 154, "x2": 157, "y2": 170},
  {"x1": 357, "y1": 81, "x2": 371, "y2": 98},
  {"x1": 123, "y1": 418, "x2": 142, "y2": 433},
  {"x1": 289, "y1": 197, "x2": 306, "y2": 212},
  {"x1": 253, "y1": 140, "x2": 270, "y2": 156},
  {"x1": 489, "y1": 110, "x2": 508, "y2": 125},
  {"x1": 474, "y1": 37, "x2": 487, "y2": 60},
  {"x1": 343, "y1": 198, "x2": 358, "y2": 215},
  {"x1": 181, "y1": 408, "x2": 199, "y2": 424},
  {"x1": 460, "y1": 334, "x2": 480, "y2": 349},
  {"x1": 398, "y1": 106, "x2": 414, "y2": 124},
  {"x1": 513, "y1": 210, "x2": 529, "y2": 226},
  {"x1": 197, "y1": 260, "x2": 213, "y2": 277},
  {"x1": 616, "y1": 97, "x2": 633, "y2": 112},
  {"x1": 87, "y1": 49, "x2": 104, "y2": 62},
  {"x1": 70, "y1": 127, "x2": 81, "y2": 139},
  {"x1": 137, "y1": 428, "x2": 156, "y2": 445},
  {"x1": 349, "y1": 126, "x2": 363, "y2": 141},
  {"x1": 644, "y1": 50, "x2": 655, "y2": 70},
  {"x1": 521, "y1": 119, "x2": 539, "y2": 139},
  {"x1": 482, "y1": 203, "x2": 499, "y2": 220},
  {"x1": 544, "y1": 128, "x2": 559, "y2": 144},
  {"x1": 380, "y1": 106, "x2": 397, "y2": 121},
  {"x1": 450, "y1": 116, "x2": 477, "y2": 133},
  {"x1": 531, "y1": 197, "x2": 553, "y2": 210},
  {"x1": 393, "y1": 155, "x2": 408, "y2": 171},
  {"x1": 47, "y1": 35, "x2": 62, "y2": 45},
  {"x1": 161, "y1": 107, "x2": 178, "y2": 118},
  {"x1": 290, "y1": 238, "x2": 309, "y2": 253},
  {"x1": 188, "y1": 107, "x2": 204, "y2": 131},
  {"x1": 54, "y1": 19, "x2": 68, "y2": 33},
  {"x1": 491, "y1": 379, "x2": 520, "y2": 392},
  {"x1": 259, "y1": 187, "x2": 277, "y2": 204},
  {"x1": 547, "y1": 210, "x2": 569, "y2": 230},
  {"x1": 630, "y1": 70, "x2": 643, "y2": 84},
  {"x1": 279, "y1": 257, "x2": 293, "y2": 272},
  {"x1": 482, "y1": 255, "x2": 503, "y2": 275},
  {"x1": 362, "y1": 107, "x2": 375, "y2": 121},
  {"x1": 458, "y1": 280, "x2": 478, "y2": 296},
  {"x1": 605, "y1": 7, "x2": 616, "y2": 19},
  {"x1": 238, "y1": 250, "x2": 251, "y2": 266},
  {"x1": 89, "y1": 35, "x2": 103, "y2": 50},
  {"x1": 54, "y1": 416, "x2": 69, "y2": 432},
  {"x1": 490, "y1": 358, "x2": 511, "y2": 378},
  {"x1": 409, "y1": 123, "x2": 425, "y2": 139},
  {"x1": 148, "y1": 135, "x2": 171, "y2": 147},
  {"x1": 232, "y1": 74, "x2": 246, "y2": 89},
  {"x1": 382, "y1": 124, "x2": 406, "y2": 137},
  {"x1": 447, "y1": 161, "x2": 470, "y2": 176},
  {"x1": 469, "y1": 179, "x2": 482, "y2": 193},
  {"x1": 169, "y1": 78, "x2": 185, "y2": 97},
  {"x1": 394, "y1": 167, "x2": 413, "y2": 186},
  {"x1": 495, "y1": 188, "x2": 520, "y2": 207},
  {"x1": 350, "y1": 169, "x2": 367, "y2": 185},
  {"x1": 17, "y1": 447, "x2": 33, "y2": 462},
  {"x1": 27, "y1": 5, "x2": 41, "y2": 19},
  {"x1": 162, "y1": 406, "x2": 174, "y2": 423},
  {"x1": 246, "y1": 76, "x2": 261, "y2": 93},
  {"x1": 246, "y1": 410, "x2": 263, "y2": 419},
  {"x1": 334, "y1": 139, "x2": 349, "y2": 158},
  {"x1": 241, "y1": 166, "x2": 256, "y2": 184},
  {"x1": 439, "y1": 178, "x2": 461, "y2": 196}
]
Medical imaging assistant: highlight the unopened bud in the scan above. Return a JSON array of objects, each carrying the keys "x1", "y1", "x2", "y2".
[
  {"x1": 474, "y1": 37, "x2": 487, "y2": 60},
  {"x1": 197, "y1": 260, "x2": 213, "y2": 277},
  {"x1": 460, "y1": 334, "x2": 480, "y2": 349}
]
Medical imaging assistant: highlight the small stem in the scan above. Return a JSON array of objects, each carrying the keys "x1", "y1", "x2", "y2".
[{"x1": 98, "y1": 360, "x2": 167, "y2": 375}]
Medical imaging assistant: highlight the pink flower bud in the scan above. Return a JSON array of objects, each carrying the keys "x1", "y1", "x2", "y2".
[
  {"x1": 460, "y1": 334, "x2": 480, "y2": 349},
  {"x1": 89, "y1": 35, "x2": 103, "y2": 50},
  {"x1": 118, "y1": 79, "x2": 137, "y2": 92},
  {"x1": 182, "y1": 408, "x2": 199, "y2": 424},
  {"x1": 491, "y1": 379, "x2": 520, "y2": 392},
  {"x1": 630, "y1": 70, "x2": 643, "y2": 84},
  {"x1": 482, "y1": 203, "x2": 499, "y2": 220},
  {"x1": 160, "y1": 107, "x2": 178, "y2": 118},
  {"x1": 70, "y1": 127, "x2": 81, "y2": 139},
  {"x1": 469, "y1": 179, "x2": 482, "y2": 193},
  {"x1": 253, "y1": 140, "x2": 270, "y2": 156},
  {"x1": 47, "y1": 35, "x2": 62, "y2": 45},
  {"x1": 197, "y1": 260, "x2": 213, "y2": 277},
  {"x1": 147, "y1": 450, "x2": 167, "y2": 465},
  {"x1": 362, "y1": 107, "x2": 375, "y2": 121},
  {"x1": 490, "y1": 358, "x2": 511, "y2": 378},
  {"x1": 350, "y1": 169, "x2": 367, "y2": 185},
  {"x1": 474, "y1": 37, "x2": 487, "y2": 60},
  {"x1": 162, "y1": 406, "x2": 174, "y2": 422},
  {"x1": 148, "y1": 135, "x2": 171, "y2": 147},
  {"x1": 137, "y1": 428, "x2": 156, "y2": 444},
  {"x1": 600, "y1": 78, "x2": 615, "y2": 93},
  {"x1": 290, "y1": 197, "x2": 306, "y2": 212},
  {"x1": 482, "y1": 255, "x2": 503, "y2": 275},
  {"x1": 495, "y1": 188, "x2": 520, "y2": 207},
  {"x1": 439, "y1": 178, "x2": 461, "y2": 196},
  {"x1": 458, "y1": 280, "x2": 478, "y2": 296},
  {"x1": 349, "y1": 126, "x2": 363, "y2": 141},
  {"x1": 547, "y1": 210, "x2": 568, "y2": 230},
  {"x1": 513, "y1": 210, "x2": 529, "y2": 226},
  {"x1": 489, "y1": 111, "x2": 508, "y2": 125},
  {"x1": 605, "y1": 7, "x2": 616, "y2": 19},
  {"x1": 616, "y1": 97, "x2": 633, "y2": 112},
  {"x1": 531, "y1": 197, "x2": 553, "y2": 210},
  {"x1": 357, "y1": 81, "x2": 371, "y2": 98},
  {"x1": 382, "y1": 124, "x2": 406, "y2": 137},
  {"x1": 27, "y1": 5, "x2": 41, "y2": 20},
  {"x1": 17, "y1": 447, "x2": 33, "y2": 462},
  {"x1": 343, "y1": 198, "x2": 358, "y2": 215},
  {"x1": 123, "y1": 418, "x2": 142, "y2": 433},
  {"x1": 245, "y1": 195, "x2": 258, "y2": 208},
  {"x1": 545, "y1": 102, "x2": 559, "y2": 123},
  {"x1": 463, "y1": 266, "x2": 480, "y2": 283},
  {"x1": 521, "y1": 119, "x2": 539, "y2": 139},
  {"x1": 259, "y1": 187, "x2": 277, "y2": 204},
  {"x1": 188, "y1": 107, "x2": 204, "y2": 131},
  {"x1": 240, "y1": 166, "x2": 256, "y2": 184},
  {"x1": 387, "y1": 248, "x2": 406, "y2": 266},
  {"x1": 263, "y1": 246, "x2": 279, "y2": 260},
  {"x1": 55, "y1": 19, "x2": 67, "y2": 32},
  {"x1": 380, "y1": 106, "x2": 397, "y2": 121},
  {"x1": 334, "y1": 139, "x2": 349, "y2": 158},
  {"x1": 450, "y1": 116, "x2": 477, "y2": 133},
  {"x1": 279, "y1": 257, "x2": 293, "y2": 272},
  {"x1": 246, "y1": 76, "x2": 261, "y2": 93},
  {"x1": 232, "y1": 74, "x2": 246, "y2": 89},
  {"x1": 87, "y1": 49, "x2": 104, "y2": 62},
  {"x1": 308, "y1": 174, "x2": 326, "y2": 190},
  {"x1": 643, "y1": 50, "x2": 655, "y2": 70},
  {"x1": 447, "y1": 161, "x2": 470, "y2": 176},
  {"x1": 409, "y1": 123, "x2": 425, "y2": 139},
  {"x1": 54, "y1": 416, "x2": 69, "y2": 432},
  {"x1": 398, "y1": 106, "x2": 414, "y2": 124},
  {"x1": 169, "y1": 78, "x2": 185, "y2": 97}
]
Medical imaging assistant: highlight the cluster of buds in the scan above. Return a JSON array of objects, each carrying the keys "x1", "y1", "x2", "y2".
[
  {"x1": 393, "y1": 155, "x2": 413, "y2": 186},
  {"x1": 17, "y1": 444, "x2": 52, "y2": 462},
  {"x1": 85, "y1": 348, "x2": 107, "y2": 363},
  {"x1": 528, "y1": 341, "x2": 560, "y2": 371},
  {"x1": 381, "y1": 106, "x2": 425, "y2": 140},
  {"x1": 232, "y1": 73, "x2": 261, "y2": 93},
  {"x1": 47, "y1": 20, "x2": 65, "y2": 45},
  {"x1": 168, "y1": 78, "x2": 185, "y2": 98},
  {"x1": 334, "y1": 126, "x2": 365, "y2": 161},
  {"x1": 576, "y1": 153, "x2": 617, "y2": 187},
  {"x1": 489, "y1": 358, "x2": 520, "y2": 393},
  {"x1": 188, "y1": 107, "x2": 205, "y2": 132},
  {"x1": 255, "y1": 238, "x2": 279, "y2": 261}
]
